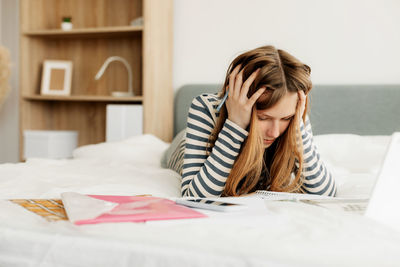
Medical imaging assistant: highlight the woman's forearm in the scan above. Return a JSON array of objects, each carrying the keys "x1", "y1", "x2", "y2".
[
  {"x1": 181, "y1": 96, "x2": 248, "y2": 197},
  {"x1": 300, "y1": 117, "x2": 337, "y2": 196}
]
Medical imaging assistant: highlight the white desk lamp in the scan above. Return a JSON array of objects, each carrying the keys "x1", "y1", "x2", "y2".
[{"x1": 94, "y1": 56, "x2": 134, "y2": 97}]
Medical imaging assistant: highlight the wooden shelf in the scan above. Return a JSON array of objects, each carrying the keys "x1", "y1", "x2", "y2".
[
  {"x1": 19, "y1": 0, "x2": 173, "y2": 160},
  {"x1": 23, "y1": 94, "x2": 143, "y2": 103},
  {"x1": 23, "y1": 26, "x2": 143, "y2": 38}
]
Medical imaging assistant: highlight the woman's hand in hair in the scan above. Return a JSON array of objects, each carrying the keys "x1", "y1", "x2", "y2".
[
  {"x1": 297, "y1": 90, "x2": 307, "y2": 121},
  {"x1": 226, "y1": 66, "x2": 266, "y2": 130}
]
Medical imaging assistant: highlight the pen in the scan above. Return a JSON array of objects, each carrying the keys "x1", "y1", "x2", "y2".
[{"x1": 216, "y1": 89, "x2": 229, "y2": 112}]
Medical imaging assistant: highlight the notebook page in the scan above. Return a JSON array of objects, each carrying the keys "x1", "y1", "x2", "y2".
[{"x1": 255, "y1": 190, "x2": 334, "y2": 200}]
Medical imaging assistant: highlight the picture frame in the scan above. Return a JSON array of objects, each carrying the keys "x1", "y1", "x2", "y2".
[{"x1": 40, "y1": 60, "x2": 73, "y2": 96}]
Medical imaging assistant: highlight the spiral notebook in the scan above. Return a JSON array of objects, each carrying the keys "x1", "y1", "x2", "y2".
[
  {"x1": 255, "y1": 190, "x2": 333, "y2": 201},
  {"x1": 254, "y1": 190, "x2": 368, "y2": 215}
]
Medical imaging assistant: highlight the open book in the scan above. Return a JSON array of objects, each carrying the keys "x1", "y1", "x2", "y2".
[
  {"x1": 255, "y1": 190, "x2": 334, "y2": 201},
  {"x1": 255, "y1": 190, "x2": 370, "y2": 214}
]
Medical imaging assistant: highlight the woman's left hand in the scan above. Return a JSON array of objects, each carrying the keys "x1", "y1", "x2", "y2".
[{"x1": 297, "y1": 90, "x2": 307, "y2": 121}]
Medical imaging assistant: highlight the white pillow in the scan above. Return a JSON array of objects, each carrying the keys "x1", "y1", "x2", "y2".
[
  {"x1": 160, "y1": 129, "x2": 186, "y2": 168},
  {"x1": 314, "y1": 134, "x2": 389, "y2": 174},
  {"x1": 73, "y1": 134, "x2": 169, "y2": 167},
  {"x1": 314, "y1": 134, "x2": 390, "y2": 197}
]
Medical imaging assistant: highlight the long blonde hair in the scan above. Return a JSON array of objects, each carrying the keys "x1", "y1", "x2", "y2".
[{"x1": 208, "y1": 45, "x2": 312, "y2": 196}]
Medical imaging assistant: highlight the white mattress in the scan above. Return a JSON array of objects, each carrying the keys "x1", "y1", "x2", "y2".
[{"x1": 0, "y1": 134, "x2": 399, "y2": 267}]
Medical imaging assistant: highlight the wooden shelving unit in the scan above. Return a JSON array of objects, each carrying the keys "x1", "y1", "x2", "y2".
[{"x1": 19, "y1": 0, "x2": 173, "y2": 160}]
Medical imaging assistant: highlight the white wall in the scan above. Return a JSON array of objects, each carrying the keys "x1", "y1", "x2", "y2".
[
  {"x1": 173, "y1": 0, "x2": 400, "y2": 90},
  {"x1": 0, "y1": 0, "x2": 19, "y2": 163}
]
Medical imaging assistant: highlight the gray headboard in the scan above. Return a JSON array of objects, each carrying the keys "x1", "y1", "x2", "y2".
[{"x1": 174, "y1": 84, "x2": 400, "y2": 137}]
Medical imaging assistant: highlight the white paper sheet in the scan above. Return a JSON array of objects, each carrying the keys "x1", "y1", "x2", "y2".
[{"x1": 61, "y1": 192, "x2": 118, "y2": 223}]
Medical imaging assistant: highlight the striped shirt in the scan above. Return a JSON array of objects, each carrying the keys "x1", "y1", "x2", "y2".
[{"x1": 181, "y1": 93, "x2": 337, "y2": 197}]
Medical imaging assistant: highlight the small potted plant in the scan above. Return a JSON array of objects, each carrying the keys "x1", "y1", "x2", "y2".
[{"x1": 61, "y1": 17, "x2": 73, "y2": 31}]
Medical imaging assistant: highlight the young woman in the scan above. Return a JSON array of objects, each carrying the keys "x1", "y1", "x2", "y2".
[{"x1": 177, "y1": 45, "x2": 336, "y2": 197}]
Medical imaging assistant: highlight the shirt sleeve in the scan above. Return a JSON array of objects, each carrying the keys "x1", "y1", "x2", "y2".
[
  {"x1": 299, "y1": 116, "x2": 337, "y2": 196},
  {"x1": 181, "y1": 95, "x2": 248, "y2": 197}
]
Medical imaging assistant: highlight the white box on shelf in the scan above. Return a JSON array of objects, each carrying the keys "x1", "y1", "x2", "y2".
[
  {"x1": 23, "y1": 130, "x2": 78, "y2": 159},
  {"x1": 106, "y1": 104, "x2": 143, "y2": 142}
]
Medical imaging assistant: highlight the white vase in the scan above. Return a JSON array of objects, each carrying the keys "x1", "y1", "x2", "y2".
[{"x1": 61, "y1": 22, "x2": 73, "y2": 31}]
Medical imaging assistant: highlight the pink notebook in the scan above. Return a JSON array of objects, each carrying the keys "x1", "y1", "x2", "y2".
[{"x1": 61, "y1": 193, "x2": 207, "y2": 225}]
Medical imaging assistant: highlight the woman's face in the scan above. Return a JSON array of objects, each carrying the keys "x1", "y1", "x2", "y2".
[{"x1": 256, "y1": 91, "x2": 298, "y2": 148}]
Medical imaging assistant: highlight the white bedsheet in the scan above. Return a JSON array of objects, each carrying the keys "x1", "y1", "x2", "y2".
[
  {"x1": 0, "y1": 135, "x2": 181, "y2": 199},
  {"x1": 0, "y1": 134, "x2": 399, "y2": 267}
]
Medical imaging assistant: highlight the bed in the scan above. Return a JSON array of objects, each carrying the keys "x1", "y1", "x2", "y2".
[{"x1": 1, "y1": 85, "x2": 400, "y2": 267}]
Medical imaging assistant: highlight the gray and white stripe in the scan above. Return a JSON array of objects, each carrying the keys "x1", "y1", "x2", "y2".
[{"x1": 299, "y1": 119, "x2": 337, "y2": 196}]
